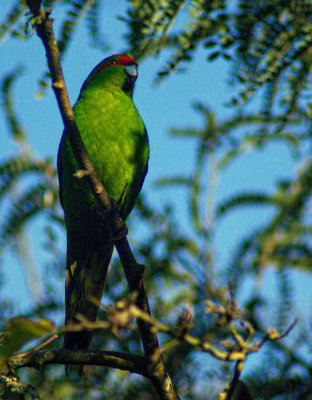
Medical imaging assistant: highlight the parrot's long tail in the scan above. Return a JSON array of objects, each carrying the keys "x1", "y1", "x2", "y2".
[{"x1": 63, "y1": 229, "x2": 114, "y2": 375}]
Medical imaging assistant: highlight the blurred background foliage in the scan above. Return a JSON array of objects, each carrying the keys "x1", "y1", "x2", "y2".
[{"x1": 1, "y1": 0, "x2": 312, "y2": 399}]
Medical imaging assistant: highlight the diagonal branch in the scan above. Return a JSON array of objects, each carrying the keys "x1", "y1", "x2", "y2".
[{"x1": 25, "y1": 1, "x2": 179, "y2": 399}]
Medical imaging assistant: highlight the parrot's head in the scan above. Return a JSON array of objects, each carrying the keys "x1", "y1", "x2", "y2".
[{"x1": 80, "y1": 54, "x2": 139, "y2": 97}]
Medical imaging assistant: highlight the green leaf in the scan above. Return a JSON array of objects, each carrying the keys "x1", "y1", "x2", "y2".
[
  {"x1": 217, "y1": 192, "x2": 273, "y2": 218},
  {"x1": 208, "y1": 51, "x2": 220, "y2": 61},
  {"x1": 154, "y1": 176, "x2": 192, "y2": 187},
  {"x1": 204, "y1": 39, "x2": 217, "y2": 48},
  {"x1": 0, "y1": 317, "x2": 55, "y2": 366}
]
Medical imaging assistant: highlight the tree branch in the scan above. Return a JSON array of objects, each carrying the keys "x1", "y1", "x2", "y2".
[
  {"x1": 9, "y1": 349, "x2": 148, "y2": 376},
  {"x1": 25, "y1": 1, "x2": 179, "y2": 399}
]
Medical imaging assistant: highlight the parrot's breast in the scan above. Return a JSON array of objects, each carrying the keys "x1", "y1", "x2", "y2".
[{"x1": 59, "y1": 84, "x2": 149, "y2": 225}]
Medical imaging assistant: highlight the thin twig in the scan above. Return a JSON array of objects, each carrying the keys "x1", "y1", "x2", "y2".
[{"x1": 17, "y1": 334, "x2": 58, "y2": 358}]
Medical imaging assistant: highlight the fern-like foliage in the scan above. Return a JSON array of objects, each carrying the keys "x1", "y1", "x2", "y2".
[
  {"x1": 1, "y1": 65, "x2": 26, "y2": 142},
  {"x1": 121, "y1": 0, "x2": 187, "y2": 60},
  {"x1": 0, "y1": 67, "x2": 59, "y2": 256},
  {"x1": 0, "y1": 1, "x2": 28, "y2": 45},
  {"x1": 57, "y1": 0, "x2": 97, "y2": 56},
  {"x1": 160, "y1": 103, "x2": 306, "y2": 238},
  {"x1": 225, "y1": 160, "x2": 312, "y2": 285},
  {"x1": 85, "y1": 0, "x2": 109, "y2": 51},
  {"x1": 154, "y1": 0, "x2": 233, "y2": 80},
  {"x1": 217, "y1": 192, "x2": 274, "y2": 217},
  {"x1": 0, "y1": 182, "x2": 59, "y2": 247},
  {"x1": 0, "y1": 157, "x2": 55, "y2": 199},
  {"x1": 231, "y1": 0, "x2": 312, "y2": 111}
]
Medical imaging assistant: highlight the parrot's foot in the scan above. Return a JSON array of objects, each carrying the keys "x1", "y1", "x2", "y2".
[
  {"x1": 112, "y1": 219, "x2": 128, "y2": 241},
  {"x1": 94, "y1": 199, "x2": 128, "y2": 241},
  {"x1": 94, "y1": 198, "x2": 119, "y2": 218},
  {"x1": 109, "y1": 199, "x2": 128, "y2": 241},
  {"x1": 94, "y1": 200, "x2": 109, "y2": 219}
]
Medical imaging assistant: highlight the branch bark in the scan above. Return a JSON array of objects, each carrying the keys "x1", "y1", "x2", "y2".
[
  {"x1": 9, "y1": 349, "x2": 148, "y2": 376},
  {"x1": 25, "y1": 1, "x2": 180, "y2": 399}
]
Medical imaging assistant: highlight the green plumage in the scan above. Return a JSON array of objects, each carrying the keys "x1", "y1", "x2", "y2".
[{"x1": 57, "y1": 55, "x2": 149, "y2": 361}]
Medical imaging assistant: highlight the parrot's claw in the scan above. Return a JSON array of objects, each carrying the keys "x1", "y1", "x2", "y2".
[
  {"x1": 94, "y1": 199, "x2": 128, "y2": 241},
  {"x1": 109, "y1": 199, "x2": 128, "y2": 241},
  {"x1": 94, "y1": 201, "x2": 107, "y2": 218},
  {"x1": 112, "y1": 218, "x2": 128, "y2": 241},
  {"x1": 94, "y1": 198, "x2": 118, "y2": 217}
]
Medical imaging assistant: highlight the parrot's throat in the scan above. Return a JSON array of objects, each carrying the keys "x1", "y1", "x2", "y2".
[{"x1": 122, "y1": 75, "x2": 136, "y2": 96}]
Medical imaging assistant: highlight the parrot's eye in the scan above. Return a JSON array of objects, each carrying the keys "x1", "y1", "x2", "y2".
[{"x1": 109, "y1": 60, "x2": 117, "y2": 66}]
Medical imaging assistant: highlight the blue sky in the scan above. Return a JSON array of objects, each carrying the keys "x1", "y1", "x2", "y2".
[{"x1": 1, "y1": 1, "x2": 311, "y2": 361}]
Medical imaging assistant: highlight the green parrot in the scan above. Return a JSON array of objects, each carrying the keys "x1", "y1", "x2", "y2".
[{"x1": 57, "y1": 54, "x2": 149, "y2": 363}]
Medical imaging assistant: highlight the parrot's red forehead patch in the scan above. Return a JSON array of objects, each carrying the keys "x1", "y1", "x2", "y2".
[
  {"x1": 97, "y1": 54, "x2": 137, "y2": 72},
  {"x1": 112, "y1": 54, "x2": 138, "y2": 66}
]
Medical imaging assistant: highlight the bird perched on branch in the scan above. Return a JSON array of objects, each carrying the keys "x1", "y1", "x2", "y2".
[{"x1": 57, "y1": 54, "x2": 149, "y2": 371}]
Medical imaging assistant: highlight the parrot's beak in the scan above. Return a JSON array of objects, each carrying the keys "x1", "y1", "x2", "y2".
[
  {"x1": 123, "y1": 64, "x2": 138, "y2": 94},
  {"x1": 125, "y1": 64, "x2": 138, "y2": 78}
]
